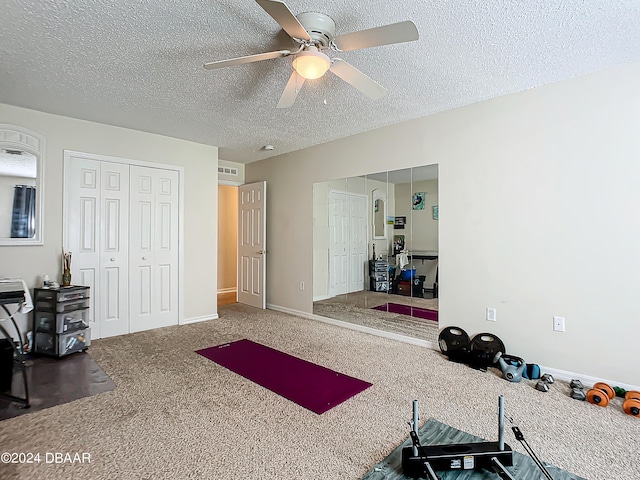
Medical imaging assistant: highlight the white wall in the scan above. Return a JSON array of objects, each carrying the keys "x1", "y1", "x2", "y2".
[
  {"x1": 246, "y1": 61, "x2": 640, "y2": 386},
  {"x1": 0, "y1": 103, "x2": 219, "y2": 334}
]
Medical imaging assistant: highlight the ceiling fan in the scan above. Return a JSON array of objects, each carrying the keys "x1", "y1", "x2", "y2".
[{"x1": 204, "y1": 0, "x2": 419, "y2": 108}]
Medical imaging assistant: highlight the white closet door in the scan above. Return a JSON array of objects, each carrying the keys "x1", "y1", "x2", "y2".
[
  {"x1": 100, "y1": 162, "x2": 130, "y2": 337},
  {"x1": 348, "y1": 194, "x2": 368, "y2": 293},
  {"x1": 129, "y1": 165, "x2": 179, "y2": 332},
  {"x1": 64, "y1": 156, "x2": 129, "y2": 339},
  {"x1": 328, "y1": 191, "x2": 348, "y2": 297}
]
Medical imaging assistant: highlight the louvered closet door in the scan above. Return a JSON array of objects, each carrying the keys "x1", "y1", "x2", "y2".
[
  {"x1": 129, "y1": 166, "x2": 179, "y2": 332},
  {"x1": 64, "y1": 156, "x2": 130, "y2": 339}
]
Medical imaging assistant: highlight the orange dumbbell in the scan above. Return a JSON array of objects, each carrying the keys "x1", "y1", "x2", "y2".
[
  {"x1": 586, "y1": 382, "x2": 615, "y2": 407},
  {"x1": 623, "y1": 391, "x2": 640, "y2": 417}
]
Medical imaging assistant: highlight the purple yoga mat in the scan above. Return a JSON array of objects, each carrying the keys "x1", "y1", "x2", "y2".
[
  {"x1": 196, "y1": 339, "x2": 372, "y2": 414},
  {"x1": 372, "y1": 302, "x2": 438, "y2": 321}
]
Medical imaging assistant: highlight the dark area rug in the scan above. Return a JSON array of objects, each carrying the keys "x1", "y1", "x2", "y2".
[
  {"x1": 372, "y1": 302, "x2": 438, "y2": 322},
  {"x1": 361, "y1": 418, "x2": 585, "y2": 479},
  {"x1": 196, "y1": 338, "x2": 372, "y2": 414},
  {"x1": 0, "y1": 351, "x2": 116, "y2": 421}
]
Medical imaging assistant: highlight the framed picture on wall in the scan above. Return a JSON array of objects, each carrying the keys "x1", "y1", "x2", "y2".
[
  {"x1": 394, "y1": 216, "x2": 406, "y2": 229},
  {"x1": 412, "y1": 192, "x2": 426, "y2": 210},
  {"x1": 433, "y1": 205, "x2": 439, "y2": 220},
  {"x1": 393, "y1": 235, "x2": 405, "y2": 254}
]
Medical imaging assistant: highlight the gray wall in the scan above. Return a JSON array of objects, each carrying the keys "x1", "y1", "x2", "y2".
[{"x1": 246, "y1": 61, "x2": 640, "y2": 387}]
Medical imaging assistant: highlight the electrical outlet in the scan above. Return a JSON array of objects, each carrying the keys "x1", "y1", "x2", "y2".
[
  {"x1": 299, "y1": 282, "x2": 304, "y2": 291},
  {"x1": 486, "y1": 308, "x2": 496, "y2": 322},
  {"x1": 553, "y1": 316, "x2": 565, "y2": 332}
]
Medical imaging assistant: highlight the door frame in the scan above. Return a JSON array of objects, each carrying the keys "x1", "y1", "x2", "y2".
[
  {"x1": 63, "y1": 150, "x2": 185, "y2": 333},
  {"x1": 217, "y1": 179, "x2": 245, "y2": 307}
]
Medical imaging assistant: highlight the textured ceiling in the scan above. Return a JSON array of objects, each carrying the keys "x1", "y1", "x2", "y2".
[{"x1": 2, "y1": 1, "x2": 640, "y2": 164}]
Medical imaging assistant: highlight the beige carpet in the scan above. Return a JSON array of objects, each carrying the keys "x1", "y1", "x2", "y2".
[
  {"x1": 314, "y1": 291, "x2": 439, "y2": 343},
  {"x1": 1, "y1": 303, "x2": 638, "y2": 480}
]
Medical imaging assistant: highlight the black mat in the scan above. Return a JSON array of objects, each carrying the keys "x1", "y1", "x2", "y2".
[
  {"x1": 0, "y1": 352, "x2": 115, "y2": 421},
  {"x1": 362, "y1": 418, "x2": 585, "y2": 479}
]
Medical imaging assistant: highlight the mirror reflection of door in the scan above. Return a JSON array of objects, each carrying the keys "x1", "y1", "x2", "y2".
[
  {"x1": 313, "y1": 165, "x2": 439, "y2": 344},
  {"x1": 374, "y1": 198, "x2": 385, "y2": 237}
]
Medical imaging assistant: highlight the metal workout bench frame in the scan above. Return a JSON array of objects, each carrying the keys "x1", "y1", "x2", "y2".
[{"x1": 402, "y1": 395, "x2": 554, "y2": 480}]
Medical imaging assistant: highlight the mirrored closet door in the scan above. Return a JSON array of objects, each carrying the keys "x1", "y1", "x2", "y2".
[{"x1": 312, "y1": 164, "x2": 439, "y2": 343}]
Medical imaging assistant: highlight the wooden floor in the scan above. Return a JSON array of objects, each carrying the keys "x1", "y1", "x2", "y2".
[{"x1": 217, "y1": 291, "x2": 237, "y2": 306}]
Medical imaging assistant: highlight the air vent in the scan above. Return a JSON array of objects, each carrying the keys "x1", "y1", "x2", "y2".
[{"x1": 218, "y1": 166, "x2": 238, "y2": 176}]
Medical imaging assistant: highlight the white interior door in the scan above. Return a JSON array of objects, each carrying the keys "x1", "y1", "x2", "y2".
[
  {"x1": 129, "y1": 165, "x2": 179, "y2": 332},
  {"x1": 329, "y1": 191, "x2": 348, "y2": 297},
  {"x1": 237, "y1": 181, "x2": 266, "y2": 309},
  {"x1": 64, "y1": 155, "x2": 129, "y2": 339},
  {"x1": 348, "y1": 194, "x2": 368, "y2": 293}
]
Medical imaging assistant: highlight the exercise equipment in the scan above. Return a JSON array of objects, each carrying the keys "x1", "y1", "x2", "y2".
[
  {"x1": 535, "y1": 379, "x2": 550, "y2": 392},
  {"x1": 586, "y1": 382, "x2": 615, "y2": 407},
  {"x1": 496, "y1": 353, "x2": 525, "y2": 383},
  {"x1": 438, "y1": 328, "x2": 507, "y2": 373},
  {"x1": 534, "y1": 373, "x2": 555, "y2": 392},
  {"x1": 402, "y1": 395, "x2": 555, "y2": 480},
  {"x1": 541, "y1": 373, "x2": 554, "y2": 384},
  {"x1": 585, "y1": 383, "x2": 640, "y2": 417},
  {"x1": 613, "y1": 386, "x2": 627, "y2": 398},
  {"x1": 402, "y1": 396, "x2": 514, "y2": 479},
  {"x1": 523, "y1": 363, "x2": 541, "y2": 380},
  {"x1": 469, "y1": 333, "x2": 505, "y2": 371},
  {"x1": 437, "y1": 327, "x2": 470, "y2": 363},
  {"x1": 625, "y1": 391, "x2": 640, "y2": 400},
  {"x1": 623, "y1": 391, "x2": 640, "y2": 417},
  {"x1": 569, "y1": 379, "x2": 586, "y2": 400},
  {"x1": 569, "y1": 379, "x2": 583, "y2": 389},
  {"x1": 570, "y1": 387, "x2": 586, "y2": 401}
]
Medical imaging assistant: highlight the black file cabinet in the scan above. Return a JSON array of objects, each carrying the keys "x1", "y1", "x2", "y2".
[{"x1": 33, "y1": 286, "x2": 91, "y2": 357}]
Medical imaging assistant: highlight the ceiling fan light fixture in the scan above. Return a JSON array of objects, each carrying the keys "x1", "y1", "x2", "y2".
[{"x1": 292, "y1": 46, "x2": 330, "y2": 80}]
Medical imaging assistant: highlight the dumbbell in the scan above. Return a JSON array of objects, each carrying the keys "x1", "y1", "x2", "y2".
[
  {"x1": 623, "y1": 391, "x2": 640, "y2": 417},
  {"x1": 569, "y1": 379, "x2": 586, "y2": 400},
  {"x1": 586, "y1": 382, "x2": 616, "y2": 407},
  {"x1": 535, "y1": 373, "x2": 555, "y2": 392}
]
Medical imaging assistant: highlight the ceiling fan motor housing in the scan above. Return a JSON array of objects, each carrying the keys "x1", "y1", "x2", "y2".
[{"x1": 296, "y1": 12, "x2": 336, "y2": 47}]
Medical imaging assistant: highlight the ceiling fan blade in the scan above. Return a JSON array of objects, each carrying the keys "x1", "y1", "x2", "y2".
[
  {"x1": 277, "y1": 70, "x2": 306, "y2": 108},
  {"x1": 256, "y1": 0, "x2": 311, "y2": 41},
  {"x1": 333, "y1": 20, "x2": 419, "y2": 52},
  {"x1": 203, "y1": 49, "x2": 290, "y2": 70},
  {"x1": 329, "y1": 59, "x2": 386, "y2": 100}
]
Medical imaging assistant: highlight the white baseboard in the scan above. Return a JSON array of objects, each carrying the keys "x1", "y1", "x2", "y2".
[
  {"x1": 267, "y1": 304, "x2": 640, "y2": 392},
  {"x1": 536, "y1": 365, "x2": 640, "y2": 392},
  {"x1": 267, "y1": 303, "x2": 437, "y2": 350},
  {"x1": 217, "y1": 288, "x2": 236, "y2": 295},
  {"x1": 180, "y1": 314, "x2": 219, "y2": 325}
]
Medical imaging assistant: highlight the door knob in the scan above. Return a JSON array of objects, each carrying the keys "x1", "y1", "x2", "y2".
[
  {"x1": 142, "y1": 256, "x2": 147, "y2": 260},
  {"x1": 256, "y1": 250, "x2": 264, "y2": 254},
  {"x1": 110, "y1": 258, "x2": 115, "y2": 262}
]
